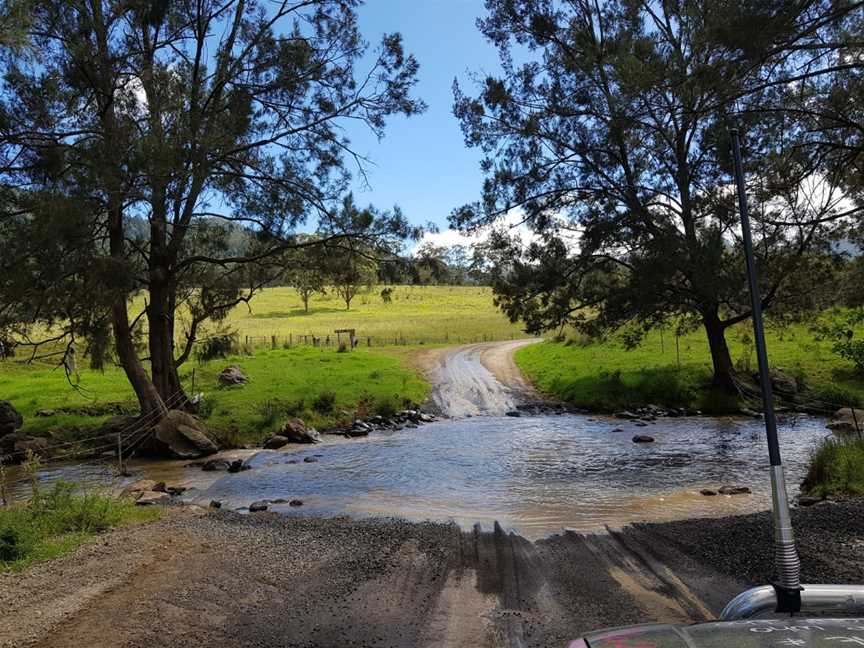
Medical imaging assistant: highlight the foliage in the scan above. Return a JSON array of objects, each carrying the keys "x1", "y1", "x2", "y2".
[
  {"x1": 453, "y1": 0, "x2": 857, "y2": 391},
  {"x1": 0, "y1": 481, "x2": 160, "y2": 571},
  {"x1": 195, "y1": 334, "x2": 239, "y2": 364},
  {"x1": 312, "y1": 390, "x2": 337, "y2": 415},
  {"x1": 516, "y1": 315, "x2": 864, "y2": 413},
  {"x1": 803, "y1": 437, "x2": 864, "y2": 498},
  {"x1": 0, "y1": 0, "x2": 423, "y2": 415}
]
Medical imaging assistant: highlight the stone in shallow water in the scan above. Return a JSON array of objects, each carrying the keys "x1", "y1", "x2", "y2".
[
  {"x1": 632, "y1": 435, "x2": 655, "y2": 443},
  {"x1": 249, "y1": 501, "x2": 268, "y2": 512},
  {"x1": 700, "y1": 489, "x2": 717, "y2": 496},
  {"x1": 718, "y1": 485, "x2": 751, "y2": 495}
]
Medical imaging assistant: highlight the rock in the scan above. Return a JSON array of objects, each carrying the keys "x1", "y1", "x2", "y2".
[
  {"x1": 289, "y1": 499, "x2": 303, "y2": 507},
  {"x1": 151, "y1": 410, "x2": 218, "y2": 460},
  {"x1": 635, "y1": 421, "x2": 649, "y2": 427},
  {"x1": 798, "y1": 495, "x2": 822, "y2": 507},
  {"x1": 419, "y1": 413, "x2": 435, "y2": 423},
  {"x1": 218, "y1": 365, "x2": 248, "y2": 387},
  {"x1": 279, "y1": 419, "x2": 320, "y2": 444},
  {"x1": 35, "y1": 409, "x2": 55, "y2": 417},
  {"x1": 700, "y1": 489, "x2": 718, "y2": 496},
  {"x1": 202, "y1": 459, "x2": 231, "y2": 472},
  {"x1": 135, "y1": 491, "x2": 171, "y2": 506},
  {"x1": 344, "y1": 427, "x2": 370, "y2": 438},
  {"x1": 615, "y1": 411, "x2": 639, "y2": 420},
  {"x1": 263, "y1": 435, "x2": 290, "y2": 450},
  {"x1": 0, "y1": 401, "x2": 23, "y2": 436},
  {"x1": 209, "y1": 500, "x2": 222, "y2": 509},
  {"x1": 632, "y1": 435, "x2": 655, "y2": 443},
  {"x1": 718, "y1": 485, "x2": 751, "y2": 495},
  {"x1": 166, "y1": 486, "x2": 186, "y2": 496},
  {"x1": 303, "y1": 456, "x2": 318, "y2": 463},
  {"x1": 505, "y1": 410, "x2": 522, "y2": 417},
  {"x1": 769, "y1": 368, "x2": 799, "y2": 395},
  {"x1": 0, "y1": 433, "x2": 49, "y2": 459},
  {"x1": 249, "y1": 501, "x2": 268, "y2": 512},
  {"x1": 227, "y1": 459, "x2": 250, "y2": 473},
  {"x1": 827, "y1": 408, "x2": 863, "y2": 436},
  {"x1": 610, "y1": 428, "x2": 624, "y2": 433},
  {"x1": 121, "y1": 479, "x2": 159, "y2": 497}
]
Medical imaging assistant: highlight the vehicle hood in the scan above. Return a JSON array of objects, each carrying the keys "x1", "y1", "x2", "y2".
[{"x1": 579, "y1": 618, "x2": 864, "y2": 647}]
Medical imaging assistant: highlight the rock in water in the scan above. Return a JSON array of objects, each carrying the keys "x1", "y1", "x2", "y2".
[
  {"x1": 0, "y1": 433, "x2": 48, "y2": 461},
  {"x1": 218, "y1": 365, "x2": 248, "y2": 387},
  {"x1": 632, "y1": 435, "x2": 655, "y2": 443},
  {"x1": 718, "y1": 485, "x2": 751, "y2": 495},
  {"x1": 249, "y1": 501, "x2": 268, "y2": 512},
  {"x1": 827, "y1": 408, "x2": 863, "y2": 436},
  {"x1": 263, "y1": 435, "x2": 290, "y2": 449},
  {"x1": 700, "y1": 489, "x2": 718, "y2": 496},
  {"x1": 202, "y1": 459, "x2": 231, "y2": 471},
  {"x1": 0, "y1": 401, "x2": 23, "y2": 436},
  {"x1": 135, "y1": 491, "x2": 171, "y2": 506},
  {"x1": 151, "y1": 410, "x2": 218, "y2": 459},
  {"x1": 279, "y1": 419, "x2": 320, "y2": 444}
]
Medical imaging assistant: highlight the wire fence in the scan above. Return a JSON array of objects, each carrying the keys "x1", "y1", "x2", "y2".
[{"x1": 234, "y1": 330, "x2": 535, "y2": 351}]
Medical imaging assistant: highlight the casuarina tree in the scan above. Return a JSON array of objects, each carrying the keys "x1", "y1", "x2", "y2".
[
  {"x1": 0, "y1": 0, "x2": 423, "y2": 417},
  {"x1": 454, "y1": 0, "x2": 856, "y2": 391}
]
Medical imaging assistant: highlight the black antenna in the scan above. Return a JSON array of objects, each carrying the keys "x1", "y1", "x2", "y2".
[{"x1": 729, "y1": 128, "x2": 802, "y2": 613}]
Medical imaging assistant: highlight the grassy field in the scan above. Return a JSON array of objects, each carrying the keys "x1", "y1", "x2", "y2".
[
  {"x1": 516, "y1": 318, "x2": 864, "y2": 414},
  {"x1": 803, "y1": 437, "x2": 864, "y2": 498},
  {"x1": 0, "y1": 480, "x2": 160, "y2": 572},
  {"x1": 149, "y1": 284, "x2": 529, "y2": 347},
  {"x1": 0, "y1": 346, "x2": 429, "y2": 447}
]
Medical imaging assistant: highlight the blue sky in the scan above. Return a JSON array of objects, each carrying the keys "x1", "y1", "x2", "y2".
[{"x1": 346, "y1": 0, "x2": 502, "y2": 233}]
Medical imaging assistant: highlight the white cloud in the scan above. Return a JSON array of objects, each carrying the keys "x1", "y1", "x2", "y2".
[{"x1": 411, "y1": 209, "x2": 539, "y2": 254}]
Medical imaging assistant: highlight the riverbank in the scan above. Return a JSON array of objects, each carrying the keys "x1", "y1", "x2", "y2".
[
  {"x1": 0, "y1": 346, "x2": 429, "y2": 450},
  {"x1": 2, "y1": 500, "x2": 862, "y2": 648},
  {"x1": 515, "y1": 332, "x2": 864, "y2": 415}
]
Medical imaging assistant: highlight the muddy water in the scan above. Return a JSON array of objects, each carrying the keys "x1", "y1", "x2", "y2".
[
  {"x1": 194, "y1": 412, "x2": 825, "y2": 538},
  {"x1": 9, "y1": 412, "x2": 827, "y2": 538}
]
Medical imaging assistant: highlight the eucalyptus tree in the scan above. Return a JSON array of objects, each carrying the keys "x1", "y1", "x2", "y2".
[
  {"x1": 454, "y1": 0, "x2": 856, "y2": 391},
  {"x1": 0, "y1": 0, "x2": 423, "y2": 417}
]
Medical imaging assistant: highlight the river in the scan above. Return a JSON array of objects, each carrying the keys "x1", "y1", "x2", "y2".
[{"x1": 9, "y1": 341, "x2": 829, "y2": 539}]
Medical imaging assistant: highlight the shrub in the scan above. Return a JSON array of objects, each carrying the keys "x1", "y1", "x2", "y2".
[
  {"x1": 803, "y1": 437, "x2": 864, "y2": 497},
  {"x1": 312, "y1": 390, "x2": 336, "y2": 414},
  {"x1": 196, "y1": 334, "x2": 238, "y2": 364},
  {"x1": 0, "y1": 526, "x2": 24, "y2": 562},
  {"x1": 833, "y1": 338, "x2": 864, "y2": 374},
  {"x1": 374, "y1": 396, "x2": 398, "y2": 419},
  {"x1": 807, "y1": 385, "x2": 862, "y2": 409}
]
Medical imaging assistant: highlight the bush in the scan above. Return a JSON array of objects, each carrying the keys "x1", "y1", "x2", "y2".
[
  {"x1": 196, "y1": 334, "x2": 238, "y2": 364},
  {"x1": 803, "y1": 437, "x2": 864, "y2": 497},
  {"x1": 0, "y1": 526, "x2": 24, "y2": 562},
  {"x1": 807, "y1": 385, "x2": 863, "y2": 409},
  {"x1": 833, "y1": 338, "x2": 864, "y2": 374},
  {"x1": 374, "y1": 396, "x2": 398, "y2": 419},
  {"x1": 312, "y1": 390, "x2": 336, "y2": 414}
]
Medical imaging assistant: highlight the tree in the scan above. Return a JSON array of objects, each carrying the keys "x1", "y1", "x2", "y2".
[
  {"x1": 283, "y1": 238, "x2": 330, "y2": 313},
  {"x1": 0, "y1": 0, "x2": 423, "y2": 418},
  {"x1": 328, "y1": 197, "x2": 386, "y2": 310},
  {"x1": 454, "y1": 0, "x2": 855, "y2": 391}
]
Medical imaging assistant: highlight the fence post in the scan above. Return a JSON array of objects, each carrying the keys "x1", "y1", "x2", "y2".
[
  {"x1": 289, "y1": 333, "x2": 293, "y2": 347},
  {"x1": 271, "y1": 335, "x2": 277, "y2": 350}
]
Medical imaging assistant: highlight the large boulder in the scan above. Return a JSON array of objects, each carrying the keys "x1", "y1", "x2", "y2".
[
  {"x1": 263, "y1": 435, "x2": 290, "y2": 450},
  {"x1": 150, "y1": 410, "x2": 218, "y2": 459},
  {"x1": 0, "y1": 433, "x2": 48, "y2": 460},
  {"x1": 828, "y1": 408, "x2": 863, "y2": 436},
  {"x1": 278, "y1": 419, "x2": 320, "y2": 444},
  {"x1": 218, "y1": 365, "x2": 248, "y2": 387},
  {"x1": 0, "y1": 401, "x2": 23, "y2": 436}
]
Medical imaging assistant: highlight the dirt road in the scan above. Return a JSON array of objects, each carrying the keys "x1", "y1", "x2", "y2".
[
  {"x1": 414, "y1": 339, "x2": 541, "y2": 417},
  {"x1": 6, "y1": 500, "x2": 864, "y2": 648}
]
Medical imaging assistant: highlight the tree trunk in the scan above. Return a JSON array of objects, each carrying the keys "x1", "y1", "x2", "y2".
[
  {"x1": 112, "y1": 298, "x2": 166, "y2": 419},
  {"x1": 703, "y1": 310, "x2": 737, "y2": 392},
  {"x1": 148, "y1": 271, "x2": 188, "y2": 409}
]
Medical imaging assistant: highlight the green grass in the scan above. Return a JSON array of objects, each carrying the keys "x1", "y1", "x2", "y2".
[
  {"x1": 189, "y1": 347, "x2": 429, "y2": 446},
  {"x1": 516, "y1": 319, "x2": 864, "y2": 413},
  {"x1": 0, "y1": 480, "x2": 160, "y2": 572},
  {"x1": 0, "y1": 346, "x2": 429, "y2": 447},
  {"x1": 803, "y1": 436, "x2": 864, "y2": 498},
  {"x1": 143, "y1": 284, "x2": 528, "y2": 346}
]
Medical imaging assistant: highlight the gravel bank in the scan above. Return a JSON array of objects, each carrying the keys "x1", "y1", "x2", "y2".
[{"x1": 2, "y1": 501, "x2": 862, "y2": 648}]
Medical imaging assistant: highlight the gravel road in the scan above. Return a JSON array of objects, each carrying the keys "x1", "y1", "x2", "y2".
[{"x1": 2, "y1": 501, "x2": 862, "y2": 648}]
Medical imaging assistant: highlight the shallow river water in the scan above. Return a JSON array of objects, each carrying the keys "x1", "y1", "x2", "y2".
[{"x1": 13, "y1": 410, "x2": 829, "y2": 539}]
